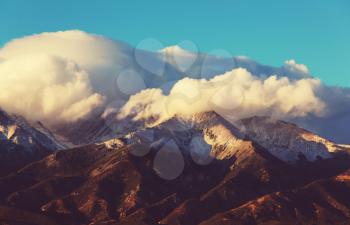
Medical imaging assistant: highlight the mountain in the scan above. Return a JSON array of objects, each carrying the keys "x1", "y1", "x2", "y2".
[
  {"x1": 51, "y1": 110, "x2": 142, "y2": 146},
  {"x1": 0, "y1": 109, "x2": 64, "y2": 176},
  {"x1": 52, "y1": 116, "x2": 115, "y2": 146},
  {"x1": 238, "y1": 116, "x2": 349, "y2": 163},
  {"x1": 200, "y1": 168, "x2": 350, "y2": 225},
  {"x1": 0, "y1": 112, "x2": 349, "y2": 225}
]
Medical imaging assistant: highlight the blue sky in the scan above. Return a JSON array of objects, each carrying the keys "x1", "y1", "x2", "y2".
[{"x1": 0, "y1": 0, "x2": 349, "y2": 86}]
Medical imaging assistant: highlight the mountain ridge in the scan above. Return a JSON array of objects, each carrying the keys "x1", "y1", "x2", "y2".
[
  {"x1": 0, "y1": 111, "x2": 349, "y2": 224},
  {"x1": 0, "y1": 109, "x2": 64, "y2": 176}
]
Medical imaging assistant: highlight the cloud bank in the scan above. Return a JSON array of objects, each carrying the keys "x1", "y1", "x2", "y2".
[
  {"x1": 118, "y1": 68, "x2": 325, "y2": 125},
  {"x1": 0, "y1": 30, "x2": 316, "y2": 125},
  {"x1": 0, "y1": 30, "x2": 349, "y2": 144}
]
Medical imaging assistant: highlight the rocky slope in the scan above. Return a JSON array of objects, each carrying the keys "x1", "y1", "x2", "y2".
[
  {"x1": 200, "y1": 169, "x2": 350, "y2": 225},
  {"x1": 0, "y1": 109, "x2": 64, "y2": 176}
]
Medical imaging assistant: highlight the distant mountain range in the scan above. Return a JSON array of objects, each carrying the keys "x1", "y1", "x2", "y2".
[{"x1": 0, "y1": 109, "x2": 350, "y2": 224}]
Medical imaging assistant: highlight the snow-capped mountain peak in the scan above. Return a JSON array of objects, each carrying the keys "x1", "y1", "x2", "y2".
[
  {"x1": 239, "y1": 116, "x2": 349, "y2": 163},
  {"x1": 103, "y1": 111, "x2": 253, "y2": 163},
  {"x1": 0, "y1": 109, "x2": 63, "y2": 151}
]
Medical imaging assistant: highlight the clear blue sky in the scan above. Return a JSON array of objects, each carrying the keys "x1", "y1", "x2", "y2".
[{"x1": 1, "y1": 0, "x2": 349, "y2": 86}]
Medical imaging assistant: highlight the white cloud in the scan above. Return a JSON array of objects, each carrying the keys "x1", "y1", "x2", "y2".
[
  {"x1": 118, "y1": 68, "x2": 325, "y2": 125},
  {"x1": 0, "y1": 30, "x2": 125, "y2": 70},
  {"x1": 0, "y1": 30, "x2": 135, "y2": 99},
  {"x1": 284, "y1": 59, "x2": 309, "y2": 75},
  {"x1": 0, "y1": 30, "x2": 140, "y2": 125},
  {"x1": 0, "y1": 54, "x2": 104, "y2": 125}
]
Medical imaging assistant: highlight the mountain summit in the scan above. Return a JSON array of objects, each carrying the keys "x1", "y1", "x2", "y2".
[{"x1": 239, "y1": 116, "x2": 348, "y2": 163}]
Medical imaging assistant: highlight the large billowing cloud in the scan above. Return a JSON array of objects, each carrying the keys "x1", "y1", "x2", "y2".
[
  {"x1": 0, "y1": 54, "x2": 104, "y2": 124},
  {"x1": 0, "y1": 30, "x2": 123, "y2": 124},
  {"x1": 117, "y1": 68, "x2": 325, "y2": 125},
  {"x1": 0, "y1": 30, "x2": 135, "y2": 100}
]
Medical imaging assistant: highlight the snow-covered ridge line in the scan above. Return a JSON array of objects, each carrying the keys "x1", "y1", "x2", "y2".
[
  {"x1": 239, "y1": 116, "x2": 349, "y2": 163},
  {"x1": 0, "y1": 109, "x2": 63, "y2": 151},
  {"x1": 100, "y1": 112, "x2": 350, "y2": 165},
  {"x1": 102, "y1": 111, "x2": 251, "y2": 161}
]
